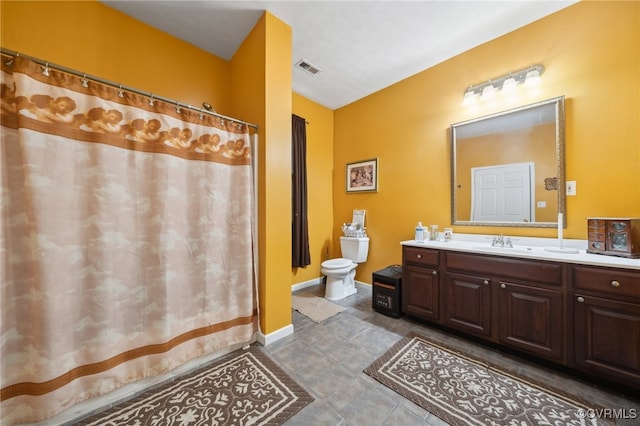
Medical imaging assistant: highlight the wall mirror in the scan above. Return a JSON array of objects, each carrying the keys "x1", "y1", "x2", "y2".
[{"x1": 451, "y1": 96, "x2": 565, "y2": 228}]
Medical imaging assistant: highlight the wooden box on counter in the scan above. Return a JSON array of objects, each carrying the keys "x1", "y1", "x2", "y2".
[{"x1": 587, "y1": 218, "x2": 640, "y2": 258}]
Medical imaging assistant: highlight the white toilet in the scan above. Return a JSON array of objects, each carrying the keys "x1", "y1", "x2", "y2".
[{"x1": 321, "y1": 236, "x2": 370, "y2": 301}]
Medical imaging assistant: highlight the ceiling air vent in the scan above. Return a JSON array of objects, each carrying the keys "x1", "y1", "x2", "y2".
[{"x1": 296, "y1": 59, "x2": 321, "y2": 76}]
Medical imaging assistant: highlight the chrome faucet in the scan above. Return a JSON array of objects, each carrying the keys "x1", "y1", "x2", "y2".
[{"x1": 491, "y1": 234, "x2": 513, "y2": 248}]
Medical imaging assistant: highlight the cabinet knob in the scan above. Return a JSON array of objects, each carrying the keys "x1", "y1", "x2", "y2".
[
  {"x1": 500, "y1": 283, "x2": 506, "y2": 289},
  {"x1": 417, "y1": 254, "x2": 422, "y2": 259},
  {"x1": 610, "y1": 280, "x2": 620, "y2": 287},
  {"x1": 577, "y1": 296, "x2": 585, "y2": 303},
  {"x1": 432, "y1": 270, "x2": 437, "y2": 275},
  {"x1": 483, "y1": 280, "x2": 489, "y2": 285}
]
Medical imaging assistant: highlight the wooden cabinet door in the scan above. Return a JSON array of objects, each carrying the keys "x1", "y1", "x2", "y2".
[
  {"x1": 573, "y1": 294, "x2": 640, "y2": 388},
  {"x1": 402, "y1": 264, "x2": 439, "y2": 321},
  {"x1": 443, "y1": 272, "x2": 491, "y2": 337},
  {"x1": 499, "y1": 281, "x2": 563, "y2": 361}
]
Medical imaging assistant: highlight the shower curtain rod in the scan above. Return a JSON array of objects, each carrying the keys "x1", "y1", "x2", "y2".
[{"x1": 1, "y1": 48, "x2": 258, "y2": 131}]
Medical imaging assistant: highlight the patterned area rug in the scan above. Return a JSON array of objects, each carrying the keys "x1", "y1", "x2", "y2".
[
  {"x1": 364, "y1": 332, "x2": 615, "y2": 426},
  {"x1": 76, "y1": 346, "x2": 313, "y2": 425}
]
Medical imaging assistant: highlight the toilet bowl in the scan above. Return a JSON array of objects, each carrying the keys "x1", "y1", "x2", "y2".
[
  {"x1": 321, "y1": 236, "x2": 369, "y2": 301},
  {"x1": 321, "y1": 258, "x2": 358, "y2": 301}
]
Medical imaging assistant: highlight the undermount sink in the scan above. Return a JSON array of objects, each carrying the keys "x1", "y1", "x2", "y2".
[{"x1": 471, "y1": 245, "x2": 535, "y2": 254}]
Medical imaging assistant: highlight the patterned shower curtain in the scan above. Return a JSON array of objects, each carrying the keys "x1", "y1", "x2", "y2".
[{"x1": 0, "y1": 55, "x2": 258, "y2": 424}]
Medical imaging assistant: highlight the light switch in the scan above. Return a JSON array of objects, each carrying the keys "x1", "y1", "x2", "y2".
[{"x1": 566, "y1": 181, "x2": 577, "y2": 196}]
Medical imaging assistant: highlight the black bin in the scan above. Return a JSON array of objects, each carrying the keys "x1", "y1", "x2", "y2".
[{"x1": 372, "y1": 265, "x2": 402, "y2": 318}]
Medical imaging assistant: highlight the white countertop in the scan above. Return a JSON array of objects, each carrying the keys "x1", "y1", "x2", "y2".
[{"x1": 401, "y1": 233, "x2": 640, "y2": 271}]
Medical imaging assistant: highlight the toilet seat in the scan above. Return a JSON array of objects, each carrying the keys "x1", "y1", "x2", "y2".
[
  {"x1": 321, "y1": 258, "x2": 354, "y2": 270},
  {"x1": 321, "y1": 257, "x2": 359, "y2": 301}
]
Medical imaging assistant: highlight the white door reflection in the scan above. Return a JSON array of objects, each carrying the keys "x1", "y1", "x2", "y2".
[{"x1": 470, "y1": 162, "x2": 534, "y2": 223}]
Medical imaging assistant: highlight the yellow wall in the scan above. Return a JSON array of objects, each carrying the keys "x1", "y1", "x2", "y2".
[
  {"x1": 291, "y1": 93, "x2": 335, "y2": 284},
  {"x1": 334, "y1": 1, "x2": 640, "y2": 284},
  {"x1": 230, "y1": 13, "x2": 293, "y2": 334},
  {"x1": 2, "y1": 1, "x2": 294, "y2": 335},
  {"x1": 0, "y1": 1, "x2": 231, "y2": 114}
]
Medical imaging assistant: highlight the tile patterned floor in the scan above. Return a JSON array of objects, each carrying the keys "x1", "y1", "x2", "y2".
[
  {"x1": 264, "y1": 284, "x2": 640, "y2": 426},
  {"x1": 30, "y1": 283, "x2": 639, "y2": 426}
]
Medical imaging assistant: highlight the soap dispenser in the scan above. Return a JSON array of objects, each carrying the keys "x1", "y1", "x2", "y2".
[{"x1": 415, "y1": 222, "x2": 425, "y2": 243}]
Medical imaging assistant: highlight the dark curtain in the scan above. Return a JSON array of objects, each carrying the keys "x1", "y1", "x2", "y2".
[{"x1": 292, "y1": 114, "x2": 311, "y2": 267}]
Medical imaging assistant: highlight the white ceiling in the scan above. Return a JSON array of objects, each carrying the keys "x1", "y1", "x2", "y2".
[{"x1": 101, "y1": 0, "x2": 578, "y2": 110}]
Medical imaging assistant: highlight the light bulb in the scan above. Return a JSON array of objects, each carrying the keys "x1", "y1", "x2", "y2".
[
  {"x1": 481, "y1": 84, "x2": 496, "y2": 100},
  {"x1": 462, "y1": 89, "x2": 477, "y2": 106},
  {"x1": 502, "y1": 76, "x2": 517, "y2": 92},
  {"x1": 525, "y1": 68, "x2": 541, "y2": 86}
]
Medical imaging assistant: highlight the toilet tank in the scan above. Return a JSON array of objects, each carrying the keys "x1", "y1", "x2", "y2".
[{"x1": 340, "y1": 236, "x2": 369, "y2": 263}]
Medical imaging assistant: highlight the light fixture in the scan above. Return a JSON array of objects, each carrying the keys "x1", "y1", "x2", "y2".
[
  {"x1": 41, "y1": 62, "x2": 50, "y2": 76},
  {"x1": 81, "y1": 74, "x2": 89, "y2": 88},
  {"x1": 462, "y1": 87, "x2": 477, "y2": 105},
  {"x1": 524, "y1": 67, "x2": 542, "y2": 86},
  {"x1": 502, "y1": 75, "x2": 517, "y2": 92},
  {"x1": 481, "y1": 82, "x2": 496, "y2": 100},
  {"x1": 462, "y1": 64, "x2": 544, "y2": 104}
]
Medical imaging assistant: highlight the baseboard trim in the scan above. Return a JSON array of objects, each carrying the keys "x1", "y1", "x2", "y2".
[
  {"x1": 291, "y1": 277, "x2": 323, "y2": 293},
  {"x1": 291, "y1": 278, "x2": 371, "y2": 294},
  {"x1": 256, "y1": 323, "x2": 294, "y2": 346},
  {"x1": 355, "y1": 280, "x2": 371, "y2": 291}
]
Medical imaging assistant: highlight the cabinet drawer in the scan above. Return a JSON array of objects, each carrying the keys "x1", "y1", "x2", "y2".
[
  {"x1": 573, "y1": 266, "x2": 640, "y2": 299},
  {"x1": 588, "y1": 221, "x2": 606, "y2": 231},
  {"x1": 588, "y1": 232, "x2": 606, "y2": 251},
  {"x1": 445, "y1": 252, "x2": 562, "y2": 285},
  {"x1": 588, "y1": 241, "x2": 606, "y2": 252},
  {"x1": 588, "y1": 232, "x2": 605, "y2": 242},
  {"x1": 403, "y1": 246, "x2": 439, "y2": 267}
]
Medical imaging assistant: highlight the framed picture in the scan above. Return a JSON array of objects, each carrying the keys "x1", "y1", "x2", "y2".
[{"x1": 346, "y1": 158, "x2": 378, "y2": 193}]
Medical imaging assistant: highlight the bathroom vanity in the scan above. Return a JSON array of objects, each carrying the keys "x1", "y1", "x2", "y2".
[{"x1": 401, "y1": 235, "x2": 640, "y2": 391}]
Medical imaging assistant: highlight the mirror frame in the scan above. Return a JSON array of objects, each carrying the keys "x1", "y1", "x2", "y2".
[{"x1": 450, "y1": 96, "x2": 566, "y2": 228}]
